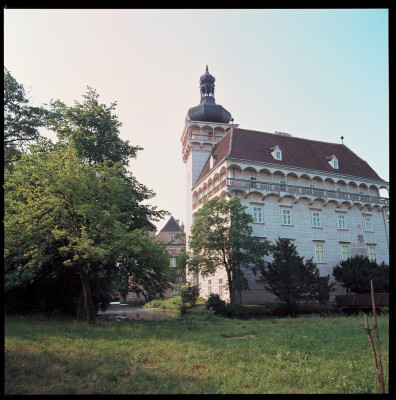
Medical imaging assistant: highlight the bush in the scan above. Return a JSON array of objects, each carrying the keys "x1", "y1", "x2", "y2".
[
  {"x1": 205, "y1": 294, "x2": 227, "y2": 315},
  {"x1": 332, "y1": 255, "x2": 389, "y2": 293},
  {"x1": 180, "y1": 282, "x2": 199, "y2": 308}
]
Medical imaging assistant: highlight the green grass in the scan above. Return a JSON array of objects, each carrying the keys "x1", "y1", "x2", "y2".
[{"x1": 5, "y1": 312, "x2": 389, "y2": 394}]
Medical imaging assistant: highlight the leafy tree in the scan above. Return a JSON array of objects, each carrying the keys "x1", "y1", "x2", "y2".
[
  {"x1": 4, "y1": 67, "x2": 48, "y2": 167},
  {"x1": 46, "y1": 87, "x2": 140, "y2": 168},
  {"x1": 180, "y1": 281, "x2": 200, "y2": 308},
  {"x1": 4, "y1": 142, "x2": 171, "y2": 323},
  {"x1": 188, "y1": 197, "x2": 271, "y2": 305},
  {"x1": 260, "y1": 238, "x2": 335, "y2": 304},
  {"x1": 332, "y1": 255, "x2": 389, "y2": 294}
]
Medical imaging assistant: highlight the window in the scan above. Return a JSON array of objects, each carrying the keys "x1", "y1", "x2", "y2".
[
  {"x1": 271, "y1": 146, "x2": 282, "y2": 161},
  {"x1": 311, "y1": 211, "x2": 322, "y2": 228},
  {"x1": 170, "y1": 257, "x2": 177, "y2": 268},
  {"x1": 314, "y1": 243, "x2": 326, "y2": 263},
  {"x1": 364, "y1": 216, "x2": 373, "y2": 232},
  {"x1": 252, "y1": 206, "x2": 264, "y2": 223},
  {"x1": 337, "y1": 213, "x2": 347, "y2": 230},
  {"x1": 281, "y1": 208, "x2": 293, "y2": 225},
  {"x1": 329, "y1": 155, "x2": 339, "y2": 169},
  {"x1": 218, "y1": 279, "x2": 223, "y2": 297},
  {"x1": 340, "y1": 245, "x2": 350, "y2": 261},
  {"x1": 368, "y1": 246, "x2": 377, "y2": 262},
  {"x1": 170, "y1": 235, "x2": 176, "y2": 243},
  {"x1": 208, "y1": 280, "x2": 212, "y2": 295}
]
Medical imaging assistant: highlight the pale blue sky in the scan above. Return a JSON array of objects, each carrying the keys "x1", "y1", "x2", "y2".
[{"x1": 4, "y1": 9, "x2": 389, "y2": 231}]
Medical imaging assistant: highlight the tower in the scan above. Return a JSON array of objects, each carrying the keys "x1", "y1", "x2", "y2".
[{"x1": 181, "y1": 66, "x2": 235, "y2": 245}]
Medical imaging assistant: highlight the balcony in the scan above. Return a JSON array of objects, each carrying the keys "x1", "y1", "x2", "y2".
[
  {"x1": 189, "y1": 133, "x2": 222, "y2": 143},
  {"x1": 226, "y1": 178, "x2": 389, "y2": 206}
]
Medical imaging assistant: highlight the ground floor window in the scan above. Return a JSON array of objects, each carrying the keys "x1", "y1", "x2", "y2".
[
  {"x1": 208, "y1": 279, "x2": 212, "y2": 295},
  {"x1": 219, "y1": 279, "x2": 223, "y2": 297},
  {"x1": 367, "y1": 245, "x2": 377, "y2": 262},
  {"x1": 314, "y1": 243, "x2": 326, "y2": 263},
  {"x1": 340, "y1": 244, "x2": 350, "y2": 261}
]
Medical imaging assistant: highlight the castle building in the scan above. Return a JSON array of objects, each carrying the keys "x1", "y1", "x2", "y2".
[
  {"x1": 181, "y1": 66, "x2": 389, "y2": 304},
  {"x1": 128, "y1": 216, "x2": 186, "y2": 300}
]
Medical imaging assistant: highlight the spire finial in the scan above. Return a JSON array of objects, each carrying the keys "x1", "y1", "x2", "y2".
[
  {"x1": 341, "y1": 135, "x2": 344, "y2": 145},
  {"x1": 206, "y1": 65, "x2": 209, "y2": 72}
]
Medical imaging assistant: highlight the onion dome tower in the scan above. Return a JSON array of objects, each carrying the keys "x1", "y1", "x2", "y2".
[{"x1": 187, "y1": 66, "x2": 232, "y2": 124}]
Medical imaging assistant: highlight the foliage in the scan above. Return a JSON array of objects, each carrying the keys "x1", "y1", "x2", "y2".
[
  {"x1": 46, "y1": 86, "x2": 140, "y2": 168},
  {"x1": 261, "y1": 238, "x2": 335, "y2": 304},
  {"x1": 4, "y1": 142, "x2": 170, "y2": 322},
  {"x1": 188, "y1": 197, "x2": 271, "y2": 305},
  {"x1": 144, "y1": 296, "x2": 183, "y2": 311},
  {"x1": 332, "y1": 255, "x2": 389, "y2": 294},
  {"x1": 180, "y1": 281, "x2": 200, "y2": 308},
  {"x1": 4, "y1": 67, "x2": 48, "y2": 167},
  {"x1": 205, "y1": 293, "x2": 228, "y2": 315}
]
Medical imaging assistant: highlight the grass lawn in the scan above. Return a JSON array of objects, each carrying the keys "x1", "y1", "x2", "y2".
[{"x1": 5, "y1": 311, "x2": 389, "y2": 394}]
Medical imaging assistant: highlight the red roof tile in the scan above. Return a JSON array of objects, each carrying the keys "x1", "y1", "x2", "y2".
[{"x1": 195, "y1": 128, "x2": 384, "y2": 185}]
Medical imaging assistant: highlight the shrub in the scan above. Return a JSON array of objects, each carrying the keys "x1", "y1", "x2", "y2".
[
  {"x1": 332, "y1": 255, "x2": 389, "y2": 293},
  {"x1": 180, "y1": 282, "x2": 199, "y2": 308},
  {"x1": 205, "y1": 294, "x2": 228, "y2": 315}
]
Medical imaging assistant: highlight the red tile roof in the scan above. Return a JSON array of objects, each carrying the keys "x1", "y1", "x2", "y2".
[{"x1": 196, "y1": 128, "x2": 384, "y2": 184}]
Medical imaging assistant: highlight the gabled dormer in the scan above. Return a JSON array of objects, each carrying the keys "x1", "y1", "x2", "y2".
[
  {"x1": 327, "y1": 155, "x2": 339, "y2": 169},
  {"x1": 209, "y1": 154, "x2": 218, "y2": 169},
  {"x1": 271, "y1": 145, "x2": 282, "y2": 161}
]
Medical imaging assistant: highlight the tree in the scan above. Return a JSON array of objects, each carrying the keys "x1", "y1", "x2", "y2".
[
  {"x1": 4, "y1": 142, "x2": 171, "y2": 323},
  {"x1": 4, "y1": 67, "x2": 48, "y2": 167},
  {"x1": 188, "y1": 197, "x2": 271, "y2": 305},
  {"x1": 260, "y1": 238, "x2": 335, "y2": 304},
  {"x1": 46, "y1": 87, "x2": 140, "y2": 168},
  {"x1": 332, "y1": 255, "x2": 389, "y2": 294}
]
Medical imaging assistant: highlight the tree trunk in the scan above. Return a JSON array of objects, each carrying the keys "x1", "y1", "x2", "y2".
[
  {"x1": 80, "y1": 273, "x2": 96, "y2": 323},
  {"x1": 76, "y1": 288, "x2": 86, "y2": 321}
]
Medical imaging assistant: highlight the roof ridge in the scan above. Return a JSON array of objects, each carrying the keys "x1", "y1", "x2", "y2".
[{"x1": 233, "y1": 127, "x2": 346, "y2": 148}]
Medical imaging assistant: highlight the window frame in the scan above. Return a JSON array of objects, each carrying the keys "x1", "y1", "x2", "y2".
[
  {"x1": 336, "y1": 213, "x2": 347, "y2": 230},
  {"x1": 364, "y1": 216, "x2": 373, "y2": 232},
  {"x1": 251, "y1": 205, "x2": 264, "y2": 224},
  {"x1": 340, "y1": 244, "x2": 351, "y2": 261},
  {"x1": 367, "y1": 245, "x2": 377, "y2": 262},
  {"x1": 281, "y1": 207, "x2": 293, "y2": 226},
  {"x1": 314, "y1": 242, "x2": 326, "y2": 263},
  {"x1": 311, "y1": 210, "x2": 322, "y2": 228}
]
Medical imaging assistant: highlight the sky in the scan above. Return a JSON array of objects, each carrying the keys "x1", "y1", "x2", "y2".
[{"x1": 4, "y1": 8, "x2": 389, "y2": 232}]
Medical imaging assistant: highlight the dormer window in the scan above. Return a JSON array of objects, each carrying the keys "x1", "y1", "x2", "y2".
[
  {"x1": 271, "y1": 145, "x2": 282, "y2": 161},
  {"x1": 209, "y1": 154, "x2": 217, "y2": 169},
  {"x1": 328, "y1": 155, "x2": 339, "y2": 169}
]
